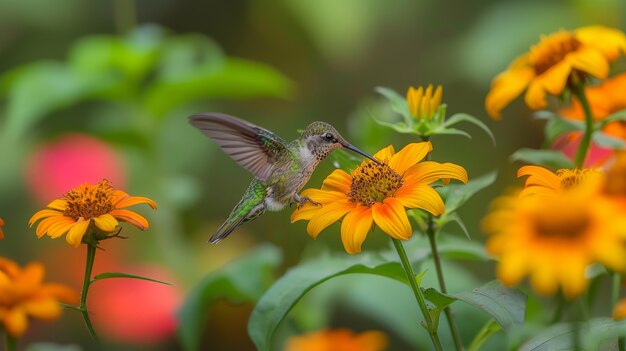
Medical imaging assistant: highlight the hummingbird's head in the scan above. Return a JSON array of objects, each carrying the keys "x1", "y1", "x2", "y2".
[{"x1": 301, "y1": 122, "x2": 381, "y2": 164}]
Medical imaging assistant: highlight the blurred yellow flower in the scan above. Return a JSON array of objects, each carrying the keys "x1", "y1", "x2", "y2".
[
  {"x1": 292, "y1": 142, "x2": 467, "y2": 254},
  {"x1": 0, "y1": 217, "x2": 4, "y2": 240},
  {"x1": 517, "y1": 165, "x2": 601, "y2": 196},
  {"x1": 561, "y1": 73, "x2": 626, "y2": 139},
  {"x1": 407, "y1": 84, "x2": 443, "y2": 120},
  {"x1": 483, "y1": 184, "x2": 626, "y2": 299},
  {"x1": 0, "y1": 257, "x2": 77, "y2": 337},
  {"x1": 486, "y1": 26, "x2": 626, "y2": 119},
  {"x1": 29, "y1": 180, "x2": 157, "y2": 247},
  {"x1": 284, "y1": 329, "x2": 388, "y2": 351}
]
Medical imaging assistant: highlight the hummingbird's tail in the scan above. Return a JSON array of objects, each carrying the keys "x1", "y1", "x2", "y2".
[{"x1": 209, "y1": 180, "x2": 267, "y2": 244}]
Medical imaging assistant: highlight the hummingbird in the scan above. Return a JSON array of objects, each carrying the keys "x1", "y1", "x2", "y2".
[{"x1": 189, "y1": 113, "x2": 381, "y2": 243}]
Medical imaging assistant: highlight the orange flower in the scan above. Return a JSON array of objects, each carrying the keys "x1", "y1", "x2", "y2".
[
  {"x1": 517, "y1": 165, "x2": 601, "y2": 196},
  {"x1": 29, "y1": 180, "x2": 157, "y2": 247},
  {"x1": 483, "y1": 183, "x2": 626, "y2": 299},
  {"x1": 561, "y1": 73, "x2": 626, "y2": 139},
  {"x1": 486, "y1": 26, "x2": 626, "y2": 119},
  {"x1": 0, "y1": 257, "x2": 77, "y2": 337},
  {"x1": 0, "y1": 217, "x2": 4, "y2": 240},
  {"x1": 614, "y1": 298, "x2": 626, "y2": 320},
  {"x1": 292, "y1": 142, "x2": 467, "y2": 254},
  {"x1": 284, "y1": 329, "x2": 388, "y2": 351}
]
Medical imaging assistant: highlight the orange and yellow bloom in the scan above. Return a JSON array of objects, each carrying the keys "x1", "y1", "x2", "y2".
[
  {"x1": 0, "y1": 257, "x2": 77, "y2": 337},
  {"x1": 407, "y1": 84, "x2": 443, "y2": 120},
  {"x1": 483, "y1": 181, "x2": 626, "y2": 299},
  {"x1": 292, "y1": 142, "x2": 467, "y2": 254},
  {"x1": 284, "y1": 329, "x2": 388, "y2": 351},
  {"x1": 561, "y1": 73, "x2": 626, "y2": 139},
  {"x1": 29, "y1": 180, "x2": 157, "y2": 247},
  {"x1": 517, "y1": 165, "x2": 601, "y2": 196},
  {"x1": 486, "y1": 26, "x2": 626, "y2": 119}
]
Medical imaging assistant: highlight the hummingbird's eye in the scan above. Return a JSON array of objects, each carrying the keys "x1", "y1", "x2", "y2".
[{"x1": 324, "y1": 133, "x2": 334, "y2": 141}]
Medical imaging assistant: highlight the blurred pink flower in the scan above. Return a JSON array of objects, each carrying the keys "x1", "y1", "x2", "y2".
[
  {"x1": 90, "y1": 265, "x2": 182, "y2": 345},
  {"x1": 552, "y1": 132, "x2": 614, "y2": 168},
  {"x1": 25, "y1": 133, "x2": 126, "y2": 204}
]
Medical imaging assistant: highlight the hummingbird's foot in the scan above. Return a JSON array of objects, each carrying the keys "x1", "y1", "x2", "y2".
[{"x1": 294, "y1": 194, "x2": 322, "y2": 209}]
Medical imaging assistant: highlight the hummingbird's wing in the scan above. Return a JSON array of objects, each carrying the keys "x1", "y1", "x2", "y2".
[{"x1": 189, "y1": 113, "x2": 288, "y2": 182}]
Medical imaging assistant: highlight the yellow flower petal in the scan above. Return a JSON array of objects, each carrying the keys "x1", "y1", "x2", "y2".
[
  {"x1": 93, "y1": 214, "x2": 119, "y2": 232},
  {"x1": 28, "y1": 209, "x2": 62, "y2": 227},
  {"x1": 373, "y1": 145, "x2": 395, "y2": 163},
  {"x1": 306, "y1": 202, "x2": 353, "y2": 238},
  {"x1": 404, "y1": 161, "x2": 468, "y2": 185},
  {"x1": 110, "y1": 209, "x2": 148, "y2": 230},
  {"x1": 394, "y1": 184, "x2": 445, "y2": 215},
  {"x1": 576, "y1": 25, "x2": 626, "y2": 60},
  {"x1": 46, "y1": 199, "x2": 68, "y2": 211},
  {"x1": 389, "y1": 142, "x2": 432, "y2": 175},
  {"x1": 321, "y1": 169, "x2": 352, "y2": 193},
  {"x1": 65, "y1": 219, "x2": 90, "y2": 247},
  {"x1": 517, "y1": 165, "x2": 561, "y2": 189},
  {"x1": 539, "y1": 61, "x2": 572, "y2": 95},
  {"x1": 340, "y1": 206, "x2": 373, "y2": 255},
  {"x1": 3, "y1": 308, "x2": 28, "y2": 337},
  {"x1": 372, "y1": 197, "x2": 412, "y2": 240},
  {"x1": 46, "y1": 217, "x2": 78, "y2": 239},
  {"x1": 485, "y1": 55, "x2": 534, "y2": 119},
  {"x1": 17, "y1": 263, "x2": 45, "y2": 289},
  {"x1": 569, "y1": 48, "x2": 609, "y2": 79},
  {"x1": 115, "y1": 195, "x2": 157, "y2": 210},
  {"x1": 23, "y1": 298, "x2": 61, "y2": 320},
  {"x1": 291, "y1": 203, "x2": 324, "y2": 223},
  {"x1": 300, "y1": 189, "x2": 348, "y2": 204},
  {"x1": 523, "y1": 79, "x2": 548, "y2": 110}
]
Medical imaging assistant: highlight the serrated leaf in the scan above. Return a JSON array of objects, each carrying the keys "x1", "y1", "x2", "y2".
[
  {"x1": 519, "y1": 318, "x2": 626, "y2": 351},
  {"x1": 375, "y1": 86, "x2": 412, "y2": 125},
  {"x1": 178, "y1": 245, "x2": 281, "y2": 351},
  {"x1": 438, "y1": 171, "x2": 497, "y2": 214},
  {"x1": 443, "y1": 113, "x2": 496, "y2": 145},
  {"x1": 510, "y1": 149, "x2": 574, "y2": 168},
  {"x1": 92, "y1": 272, "x2": 172, "y2": 285},
  {"x1": 248, "y1": 253, "x2": 409, "y2": 351}
]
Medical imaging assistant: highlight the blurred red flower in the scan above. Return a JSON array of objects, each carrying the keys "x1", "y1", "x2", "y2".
[
  {"x1": 552, "y1": 133, "x2": 613, "y2": 168},
  {"x1": 25, "y1": 134, "x2": 126, "y2": 204},
  {"x1": 89, "y1": 265, "x2": 182, "y2": 345}
]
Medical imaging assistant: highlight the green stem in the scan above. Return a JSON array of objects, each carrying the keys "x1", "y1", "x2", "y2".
[
  {"x1": 4, "y1": 332, "x2": 16, "y2": 351},
  {"x1": 426, "y1": 220, "x2": 464, "y2": 351},
  {"x1": 114, "y1": 0, "x2": 137, "y2": 34},
  {"x1": 573, "y1": 83, "x2": 594, "y2": 168},
  {"x1": 612, "y1": 273, "x2": 625, "y2": 351},
  {"x1": 550, "y1": 294, "x2": 566, "y2": 324},
  {"x1": 392, "y1": 239, "x2": 443, "y2": 351},
  {"x1": 467, "y1": 320, "x2": 500, "y2": 351},
  {"x1": 80, "y1": 243, "x2": 100, "y2": 342}
]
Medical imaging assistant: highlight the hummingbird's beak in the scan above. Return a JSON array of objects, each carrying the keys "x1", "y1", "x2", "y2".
[{"x1": 343, "y1": 143, "x2": 382, "y2": 165}]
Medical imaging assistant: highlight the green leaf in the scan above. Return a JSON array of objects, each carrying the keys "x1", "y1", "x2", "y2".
[
  {"x1": 375, "y1": 86, "x2": 412, "y2": 125},
  {"x1": 510, "y1": 148, "x2": 574, "y2": 168},
  {"x1": 330, "y1": 149, "x2": 363, "y2": 171},
  {"x1": 438, "y1": 171, "x2": 497, "y2": 214},
  {"x1": 452, "y1": 280, "x2": 526, "y2": 331},
  {"x1": 535, "y1": 110, "x2": 582, "y2": 143},
  {"x1": 92, "y1": 272, "x2": 172, "y2": 285},
  {"x1": 424, "y1": 280, "x2": 526, "y2": 332},
  {"x1": 442, "y1": 113, "x2": 496, "y2": 145},
  {"x1": 597, "y1": 109, "x2": 626, "y2": 129},
  {"x1": 143, "y1": 58, "x2": 294, "y2": 116},
  {"x1": 467, "y1": 319, "x2": 501, "y2": 351},
  {"x1": 519, "y1": 318, "x2": 626, "y2": 351},
  {"x1": 248, "y1": 253, "x2": 408, "y2": 351},
  {"x1": 436, "y1": 212, "x2": 471, "y2": 239},
  {"x1": 1, "y1": 62, "x2": 90, "y2": 140},
  {"x1": 178, "y1": 245, "x2": 281, "y2": 351},
  {"x1": 431, "y1": 127, "x2": 472, "y2": 139},
  {"x1": 370, "y1": 116, "x2": 413, "y2": 133},
  {"x1": 593, "y1": 132, "x2": 626, "y2": 149}
]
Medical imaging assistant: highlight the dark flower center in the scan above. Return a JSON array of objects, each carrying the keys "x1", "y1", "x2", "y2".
[
  {"x1": 531, "y1": 32, "x2": 581, "y2": 75},
  {"x1": 63, "y1": 180, "x2": 115, "y2": 220},
  {"x1": 348, "y1": 163, "x2": 403, "y2": 206}
]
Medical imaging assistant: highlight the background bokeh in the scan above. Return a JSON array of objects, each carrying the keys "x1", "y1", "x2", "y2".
[{"x1": 1, "y1": 0, "x2": 625, "y2": 350}]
